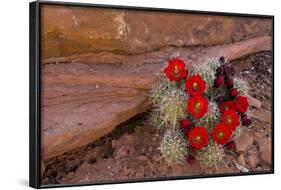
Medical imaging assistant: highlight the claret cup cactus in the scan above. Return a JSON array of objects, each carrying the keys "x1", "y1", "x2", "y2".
[{"x1": 150, "y1": 57, "x2": 251, "y2": 167}]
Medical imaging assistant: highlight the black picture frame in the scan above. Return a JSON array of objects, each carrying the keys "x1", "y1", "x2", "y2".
[{"x1": 29, "y1": 0, "x2": 274, "y2": 188}]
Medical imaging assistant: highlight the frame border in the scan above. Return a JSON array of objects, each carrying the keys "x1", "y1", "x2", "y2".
[
  {"x1": 29, "y1": 0, "x2": 274, "y2": 188},
  {"x1": 30, "y1": 1, "x2": 41, "y2": 188}
]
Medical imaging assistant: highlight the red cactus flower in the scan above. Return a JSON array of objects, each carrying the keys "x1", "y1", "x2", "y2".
[
  {"x1": 230, "y1": 88, "x2": 239, "y2": 98},
  {"x1": 214, "y1": 76, "x2": 224, "y2": 88},
  {"x1": 220, "y1": 101, "x2": 235, "y2": 113},
  {"x1": 180, "y1": 119, "x2": 191, "y2": 128},
  {"x1": 188, "y1": 126, "x2": 208, "y2": 149},
  {"x1": 235, "y1": 96, "x2": 249, "y2": 113},
  {"x1": 185, "y1": 75, "x2": 206, "y2": 96},
  {"x1": 164, "y1": 59, "x2": 188, "y2": 82},
  {"x1": 222, "y1": 109, "x2": 240, "y2": 131},
  {"x1": 187, "y1": 95, "x2": 208, "y2": 119},
  {"x1": 212, "y1": 123, "x2": 232, "y2": 145}
]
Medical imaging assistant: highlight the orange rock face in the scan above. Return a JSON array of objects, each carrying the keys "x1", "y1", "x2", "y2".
[
  {"x1": 41, "y1": 4, "x2": 272, "y2": 60},
  {"x1": 41, "y1": 63, "x2": 155, "y2": 160}
]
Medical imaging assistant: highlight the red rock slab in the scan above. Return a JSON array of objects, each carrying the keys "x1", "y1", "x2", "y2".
[
  {"x1": 43, "y1": 36, "x2": 272, "y2": 65},
  {"x1": 41, "y1": 4, "x2": 272, "y2": 59},
  {"x1": 234, "y1": 133, "x2": 254, "y2": 153},
  {"x1": 42, "y1": 62, "x2": 162, "y2": 90},
  {"x1": 254, "y1": 132, "x2": 272, "y2": 165},
  {"x1": 252, "y1": 109, "x2": 272, "y2": 124},
  {"x1": 206, "y1": 36, "x2": 272, "y2": 61},
  {"x1": 42, "y1": 83, "x2": 150, "y2": 160}
]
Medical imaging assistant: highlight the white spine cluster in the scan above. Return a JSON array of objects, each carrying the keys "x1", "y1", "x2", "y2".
[
  {"x1": 194, "y1": 143, "x2": 224, "y2": 167},
  {"x1": 160, "y1": 129, "x2": 188, "y2": 163}
]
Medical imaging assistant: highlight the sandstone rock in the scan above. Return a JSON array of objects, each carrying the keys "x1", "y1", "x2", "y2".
[
  {"x1": 41, "y1": 5, "x2": 272, "y2": 60},
  {"x1": 234, "y1": 133, "x2": 254, "y2": 153},
  {"x1": 61, "y1": 163, "x2": 92, "y2": 183},
  {"x1": 136, "y1": 155, "x2": 148, "y2": 161},
  {"x1": 254, "y1": 132, "x2": 272, "y2": 164},
  {"x1": 135, "y1": 172, "x2": 144, "y2": 178},
  {"x1": 41, "y1": 63, "x2": 152, "y2": 160},
  {"x1": 214, "y1": 165, "x2": 239, "y2": 174},
  {"x1": 252, "y1": 109, "x2": 272, "y2": 124},
  {"x1": 123, "y1": 165, "x2": 131, "y2": 176},
  {"x1": 207, "y1": 36, "x2": 272, "y2": 62},
  {"x1": 42, "y1": 36, "x2": 272, "y2": 66},
  {"x1": 247, "y1": 96, "x2": 262, "y2": 109},
  {"x1": 247, "y1": 154, "x2": 260, "y2": 169},
  {"x1": 237, "y1": 154, "x2": 246, "y2": 166},
  {"x1": 171, "y1": 163, "x2": 184, "y2": 176},
  {"x1": 152, "y1": 154, "x2": 162, "y2": 162},
  {"x1": 65, "y1": 159, "x2": 82, "y2": 172},
  {"x1": 42, "y1": 62, "x2": 162, "y2": 89},
  {"x1": 113, "y1": 146, "x2": 130, "y2": 160},
  {"x1": 112, "y1": 134, "x2": 134, "y2": 149}
]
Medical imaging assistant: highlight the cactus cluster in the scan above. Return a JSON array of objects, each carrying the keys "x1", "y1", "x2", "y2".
[
  {"x1": 151, "y1": 77, "x2": 187, "y2": 129},
  {"x1": 193, "y1": 142, "x2": 224, "y2": 167},
  {"x1": 196, "y1": 115, "x2": 219, "y2": 133},
  {"x1": 234, "y1": 78, "x2": 249, "y2": 96},
  {"x1": 150, "y1": 77, "x2": 172, "y2": 106},
  {"x1": 150, "y1": 57, "x2": 251, "y2": 168},
  {"x1": 160, "y1": 89, "x2": 187, "y2": 128},
  {"x1": 149, "y1": 110, "x2": 165, "y2": 129},
  {"x1": 195, "y1": 101, "x2": 220, "y2": 132},
  {"x1": 194, "y1": 58, "x2": 221, "y2": 95},
  {"x1": 160, "y1": 129, "x2": 188, "y2": 163}
]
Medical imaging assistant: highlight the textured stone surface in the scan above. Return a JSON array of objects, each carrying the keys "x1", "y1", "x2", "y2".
[
  {"x1": 254, "y1": 132, "x2": 272, "y2": 164},
  {"x1": 248, "y1": 95, "x2": 262, "y2": 109},
  {"x1": 247, "y1": 154, "x2": 260, "y2": 169},
  {"x1": 252, "y1": 109, "x2": 272, "y2": 124},
  {"x1": 42, "y1": 65, "x2": 152, "y2": 160},
  {"x1": 237, "y1": 154, "x2": 246, "y2": 166},
  {"x1": 41, "y1": 5, "x2": 272, "y2": 60},
  {"x1": 40, "y1": 51, "x2": 273, "y2": 184},
  {"x1": 235, "y1": 133, "x2": 254, "y2": 153},
  {"x1": 42, "y1": 35, "x2": 272, "y2": 66},
  {"x1": 41, "y1": 37, "x2": 272, "y2": 160}
]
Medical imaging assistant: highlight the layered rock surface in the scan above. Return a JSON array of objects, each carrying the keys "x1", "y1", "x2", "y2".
[
  {"x1": 41, "y1": 37, "x2": 271, "y2": 160},
  {"x1": 42, "y1": 63, "x2": 155, "y2": 159},
  {"x1": 41, "y1": 5, "x2": 272, "y2": 60}
]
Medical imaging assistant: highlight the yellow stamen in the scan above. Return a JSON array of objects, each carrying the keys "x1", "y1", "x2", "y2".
[
  {"x1": 195, "y1": 135, "x2": 201, "y2": 143},
  {"x1": 217, "y1": 131, "x2": 225, "y2": 139},
  {"x1": 192, "y1": 82, "x2": 198, "y2": 90},
  {"x1": 174, "y1": 66, "x2": 180, "y2": 74},
  {"x1": 193, "y1": 102, "x2": 202, "y2": 113},
  {"x1": 225, "y1": 116, "x2": 232, "y2": 125}
]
